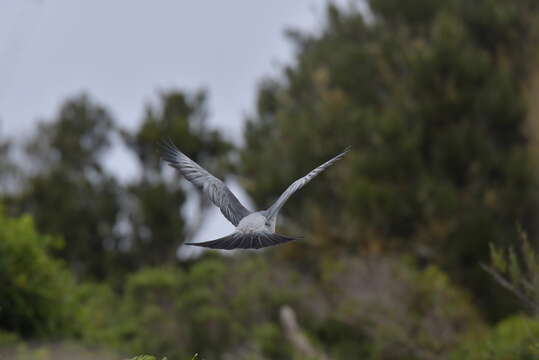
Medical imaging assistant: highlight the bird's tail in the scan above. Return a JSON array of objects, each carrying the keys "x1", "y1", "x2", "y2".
[{"x1": 185, "y1": 232, "x2": 299, "y2": 250}]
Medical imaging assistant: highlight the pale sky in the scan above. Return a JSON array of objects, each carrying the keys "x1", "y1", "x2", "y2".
[
  {"x1": 0, "y1": 0, "x2": 351, "y2": 247},
  {"x1": 0, "y1": 0, "x2": 350, "y2": 143}
]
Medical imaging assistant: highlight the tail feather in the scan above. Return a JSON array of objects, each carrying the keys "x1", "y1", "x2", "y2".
[{"x1": 185, "y1": 232, "x2": 299, "y2": 250}]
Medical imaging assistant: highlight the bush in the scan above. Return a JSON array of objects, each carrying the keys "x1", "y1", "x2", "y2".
[
  {"x1": 102, "y1": 254, "x2": 484, "y2": 360},
  {"x1": 110, "y1": 256, "x2": 300, "y2": 360},
  {"x1": 72, "y1": 282, "x2": 123, "y2": 346},
  {"x1": 483, "y1": 230, "x2": 539, "y2": 313},
  {"x1": 0, "y1": 330, "x2": 20, "y2": 346},
  {"x1": 0, "y1": 208, "x2": 77, "y2": 337},
  {"x1": 451, "y1": 315, "x2": 539, "y2": 360},
  {"x1": 302, "y1": 256, "x2": 485, "y2": 359}
]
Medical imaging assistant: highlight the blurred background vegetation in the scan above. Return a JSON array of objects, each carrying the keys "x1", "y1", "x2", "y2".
[{"x1": 2, "y1": 0, "x2": 539, "y2": 359}]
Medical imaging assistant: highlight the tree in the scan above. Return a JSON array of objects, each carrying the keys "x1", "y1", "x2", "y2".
[
  {"x1": 0, "y1": 208, "x2": 76, "y2": 337},
  {"x1": 241, "y1": 0, "x2": 539, "y2": 319},
  {"x1": 3, "y1": 90, "x2": 235, "y2": 279},
  {"x1": 0, "y1": 132, "x2": 19, "y2": 195},
  {"x1": 120, "y1": 90, "x2": 234, "y2": 268},
  {"x1": 6, "y1": 94, "x2": 122, "y2": 279}
]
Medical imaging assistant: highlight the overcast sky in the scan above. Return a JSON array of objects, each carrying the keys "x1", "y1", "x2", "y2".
[
  {"x1": 0, "y1": 0, "x2": 350, "y2": 248},
  {"x1": 0, "y1": 0, "x2": 350, "y2": 142}
]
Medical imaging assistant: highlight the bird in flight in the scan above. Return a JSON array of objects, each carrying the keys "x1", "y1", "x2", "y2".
[{"x1": 160, "y1": 139, "x2": 349, "y2": 250}]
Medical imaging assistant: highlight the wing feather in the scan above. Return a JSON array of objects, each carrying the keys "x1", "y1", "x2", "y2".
[
  {"x1": 160, "y1": 139, "x2": 251, "y2": 226},
  {"x1": 266, "y1": 147, "x2": 350, "y2": 219}
]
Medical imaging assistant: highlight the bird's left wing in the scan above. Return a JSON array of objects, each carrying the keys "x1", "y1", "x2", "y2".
[
  {"x1": 266, "y1": 147, "x2": 350, "y2": 220},
  {"x1": 160, "y1": 139, "x2": 251, "y2": 226}
]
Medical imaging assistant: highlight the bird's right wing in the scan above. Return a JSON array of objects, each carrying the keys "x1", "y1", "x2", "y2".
[
  {"x1": 266, "y1": 147, "x2": 350, "y2": 220},
  {"x1": 160, "y1": 139, "x2": 251, "y2": 226}
]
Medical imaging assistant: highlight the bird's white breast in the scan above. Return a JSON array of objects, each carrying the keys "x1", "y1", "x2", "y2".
[{"x1": 237, "y1": 212, "x2": 270, "y2": 233}]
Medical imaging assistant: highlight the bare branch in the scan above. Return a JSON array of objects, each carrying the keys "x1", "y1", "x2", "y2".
[
  {"x1": 280, "y1": 305, "x2": 332, "y2": 360},
  {"x1": 481, "y1": 263, "x2": 536, "y2": 311}
]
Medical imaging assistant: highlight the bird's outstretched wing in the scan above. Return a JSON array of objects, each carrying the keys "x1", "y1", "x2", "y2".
[
  {"x1": 266, "y1": 147, "x2": 350, "y2": 220},
  {"x1": 160, "y1": 139, "x2": 251, "y2": 226},
  {"x1": 185, "y1": 232, "x2": 299, "y2": 250}
]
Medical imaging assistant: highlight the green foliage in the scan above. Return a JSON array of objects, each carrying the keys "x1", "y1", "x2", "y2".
[
  {"x1": 484, "y1": 229, "x2": 539, "y2": 314},
  {"x1": 129, "y1": 354, "x2": 194, "y2": 360},
  {"x1": 5, "y1": 94, "x2": 122, "y2": 279},
  {"x1": 110, "y1": 256, "x2": 296, "y2": 360},
  {"x1": 452, "y1": 316, "x2": 539, "y2": 360},
  {"x1": 0, "y1": 341, "x2": 121, "y2": 360},
  {"x1": 241, "y1": 0, "x2": 539, "y2": 319},
  {"x1": 0, "y1": 135, "x2": 19, "y2": 194},
  {"x1": 0, "y1": 207, "x2": 76, "y2": 337},
  {"x1": 71, "y1": 255, "x2": 478, "y2": 360},
  {"x1": 71, "y1": 282, "x2": 123, "y2": 346},
  {"x1": 309, "y1": 257, "x2": 483, "y2": 359},
  {"x1": 0, "y1": 330, "x2": 20, "y2": 346},
  {"x1": 129, "y1": 356, "x2": 169, "y2": 360}
]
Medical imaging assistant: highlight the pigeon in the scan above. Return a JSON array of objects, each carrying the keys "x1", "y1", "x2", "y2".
[{"x1": 160, "y1": 139, "x2": 350, "y2": 250}]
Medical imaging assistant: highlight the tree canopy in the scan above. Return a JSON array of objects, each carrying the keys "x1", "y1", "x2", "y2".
[{"x1": 242, "y1": 0, "x2": 539, "y2": 319}]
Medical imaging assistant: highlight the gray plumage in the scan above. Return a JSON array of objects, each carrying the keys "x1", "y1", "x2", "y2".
[
  {"x1": 160, "y1": 140, "x2": 250, "y2": 226},
  {"x1": 160, "y1": 138, "x2": 350, "y2": 250}
]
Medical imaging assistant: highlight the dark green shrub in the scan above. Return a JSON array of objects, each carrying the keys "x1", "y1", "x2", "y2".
[
  {"x1": 452, "y1": 316, "x2": 539, "y2": 360},
  {"x1": 112, "y1": 256, "x2": 299, "y2": 360},
  {"x1": 0, "y1": 208, "x2": 77, "y2": 337},
  {"x1": 311, "y1": 256, "x2": 484, "y2": 359}
]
